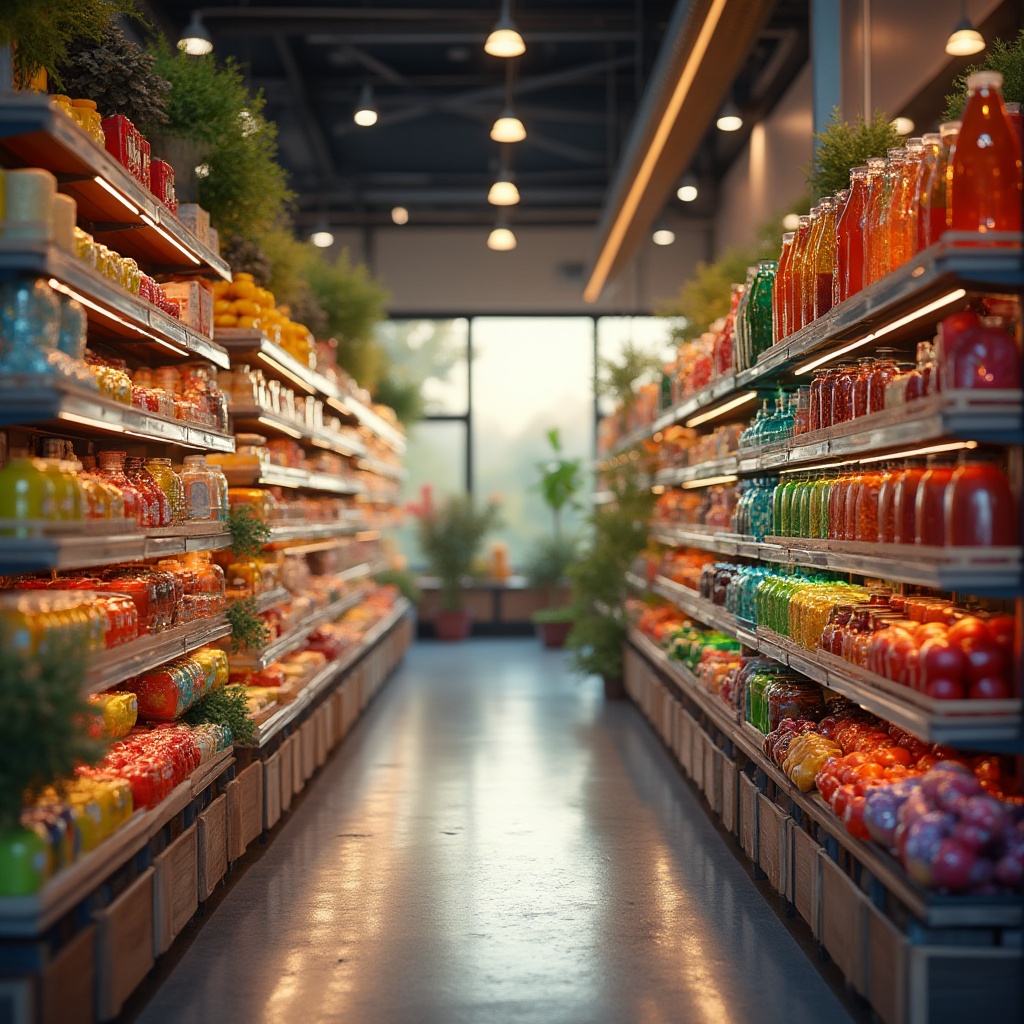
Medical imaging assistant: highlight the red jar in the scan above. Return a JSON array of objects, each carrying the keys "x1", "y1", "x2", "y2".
[
  {"x1": 867, "y1": 349, "x2": 899, "y2": 413},
  {"x1": 851, "y1": 356, "x2": 875, "y2": 419},
  {"x1": 809, "y1": 369, "x2": 829, "y2": 432},
  {"x1": 855, "y1": 469, "x2": 884, "y2": 541},
  {"x1": 945, "y1": 458, "x2": 1017, "y2": 547},
  {"x1": 828, "y1": 474, "x2": 848, "y2": 539},
  {"x1": 893, "y1": 465, "x2": 927, "y2": 544},
  {"x1": 877, "y1": 468, "x2": 900, "y2": 543},
  {"x1": 914, "y1": 458, "x2": 956, "y2": 545},
  {"x1": 830, "y1": 365, "x2": 857, "y2": 426},
  {"x1": 843, "y1": 472, "x2": 864, "y2": 541},
  {"x1": 948, "y1": 316, "x2": 1021, "y2": 391}
]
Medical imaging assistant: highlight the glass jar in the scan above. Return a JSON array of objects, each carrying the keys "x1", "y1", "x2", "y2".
[
  {"x1": 38, "y1": 438, "x2": 84, "y2": 521},
  {"x1": 945, "y1": 314, "x2": 1021, "y2": 390},
  {"x1": 800, "y1": 206, "x2": 824, "y2": 327},
  {"x1": 921, "y1": 121, "x2": 960, "y2": 248},
  {"x1": 859, "y1": 157, "x2": 887, "y2": 287},
  {"x1": 179, "y1": 455, "x2": 215, "y2": 521},
  {"x1": 793, "y1": 385, "x2": 811, "y2": 436},
  {"x1": 889, "y1": 137, "x2": 926, "y2": 273},
  {"x1": 830, "y1": 364, "x2": 858, "y2": 425},
  {"x1": 95, "y1": 451, "x2": 144, "y2": 525},
  {"x1": 126, "y1": 456, "x2": 171, "y2": 528},
  {"x1": 944, "y1": 457, "x2": 1017, "y2": 547},
  {"x1": 866, "y1": 349, "x2": 900, "y2": 413},
  {"x1": 773, "y1": 232, "x2": 795, "y2": 344},
  {"x1": 203, "y1": 463, "x2": 230, "y2": 522},
  {"x1": 809, "y1": 369, "x2": 830, "y2": 432},
  {"x1": 867, "y1": 147, "x2": 907, "y2": 284},
  {"x1": 854, "y1": 468, "x2": 884, "y2": 542},
  {"x1": 836, "y1": 166, "x2": 869, "y2": 304},
  {"x1": 912, "y1": 133, "x2": 943, "y2": 255},
  {"x1": 950, "y1": 72, "x2": 1023, "y2": 237},
  {"x1": 788, "y1": 215, "x2": 814, "y2": 333},
  {"x1": 843, "y1": 472, "x2": 864, "y2": 541},
  {"x1": 877, "y1": 467, "x2": 900, "y2": 543},
  {"x1": 893, "y1": 464, "x2": 927, "y2": 544},
  {"x1": 914, "y1": 457, "x2": 956, "y2": 545},
  {"x1": 917, "y1": 340, "x2": 937, "y2": 397},
  {"x1": 144, "y1": 458, "x2": 185, "y2": 523},
  {"x1": 812, "y1": 195, "x2": 839, "y2": 320},
  {"x1": 851, "y1": 356, "x2": 875, "y2": 420}
]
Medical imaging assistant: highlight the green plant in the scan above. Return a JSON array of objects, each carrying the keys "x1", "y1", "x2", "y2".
[
  {"x1": 415, "y1": 494, "x2": 501, "y2": 611},
  {"x1": 228, "y1": 505, "x2": 271, "y2": 560},
  {"x1": 944, "y1": 30, "x2": 1024, "y2": 120},
  {"x1": 373, "y1": 567, "x2": 422, "y2": 604},
  {"x1": 221, "y1": 233, "x2": 274, "y2": 288},
  {"x1": 0, "y1": 641, "x2": 106, "y2": 830},
  {"x1": 531, "y1": 428, "x2": 582, "y2": 540},
  {"x1": 1, "y1": 0, "x2": 135, "y2": 88},
  {"x1": 532, "y1": 606, "x2": 576, "y2": 625},
  {"x1": 183, "y1": 685, "x2": 256, "y2": 746},
  {"x1": 523, "y1": 534, "x2": 578, "y2": 591},
  {"x1": 598, "y1": 340, "x2": 664, "y2": 413},
  {"x1": 372, "y1": 374, "x2": 425, "y2": 426},
  {"x1": 808, "y1": 107, "x2": 901, "y2": 199},
  {"x1": 226, "y1": 597, "x2": 270, "y2": 653},
  {"x1": 54, "y1": 23, "x2": 169, "y2": 125}
]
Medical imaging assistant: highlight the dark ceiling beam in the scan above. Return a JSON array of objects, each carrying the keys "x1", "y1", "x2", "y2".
[
  {"x1": 294, "y1": 186, "x2": 608, "y2": 208},
  {"x1": 296, "y1": 30, "x2": 637, "y2": 46},
  {"x1": 273, "y1": 36, "x2": 335, "y2": 180},
  {"x1": 341, "y1": 45, "x2": 407, "y2": 86},
  {"x1": 198, "y1": 7, "x2": 636, "y2": 28}
]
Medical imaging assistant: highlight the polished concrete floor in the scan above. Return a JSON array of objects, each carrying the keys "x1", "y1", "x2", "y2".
[{"x1": 136, "y1": 640, "x2": 857, "y2": 1024}]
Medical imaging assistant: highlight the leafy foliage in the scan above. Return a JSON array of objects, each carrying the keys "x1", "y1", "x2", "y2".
[
  {"x1": 522, "y1": 533, "x2": 578, "y2": 590},
  {"x1": 183, "y1": 685, "x2": 256, "y2": 746},
  {"x1": 531, "y1": 429, "x2": 582, "y2": 538},
  {"x1": 54, "y1": 23, "x2": 168, "y2": 124},
  {"x1": 0, "y1": 641, "x2": 106, "y2": 829},
  {"x1": 597, "y1": 340, "x2": 664, "y2": 411},
  {"x1": 1, "y1": 0, "x2": 136, "y2": 88},
  {"x1": 944, "y1": 30, "x2": 1024, "y2": 120},
  {"x1": 373, "y1": 568, "x2": 422, "y2": 604},
  {"x1": 142, "y1": 45, "x2": 294, "y2": 241},
  {"x1": 372, "y1": 375, "x2": 424, "y2": 425},
  {"x1": 532, "y1": 606, "x2": 576, "y2": 624},
  {"x1": 225, "y1": 598, "x2": 270, "y2": 654},
  {"x1": 228, "y1": 505, "x2": 271, "y2": 559},
  {"x1": 221, "y1": 233, "x2": 274, "y2": 288},
  {"x1": 808, "y1": 107, "x2": 901, "y2": 199},
  {"x1": 416, "y1": 494, "x2": 501, "y2": 610}
]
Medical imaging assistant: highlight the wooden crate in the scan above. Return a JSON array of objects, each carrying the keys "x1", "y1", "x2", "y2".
[
  {"x1": 757, "y1": 794, "x2": 789, "y2": 896},
  {"x1": 867, "y1": 904, "x2": 908, "y2": 1024},
  {"x1": 40, "y1": 925, "x2": 94, "y2": 1024},
  {"x1": 197, "y1": 794, "x2": 227, "y2": 902},
  {"x1": 703, "y1": 741, "x2": 720, "y2": 815},
  {"x1": 227, "y1": 761, "x2": 264, "y2": 862},
  {"x1": 819, "y1": 853, "x2": 868, "y2": 995},
  {"x1": 739, "y1": 773, "x2": 759, "y2": 863},
  {"x1": 720, "y1": 756, "x2": 738, "y2": 834},
  {"x1": 907, "y1": 946, "x2": 1022, "y2": 1024},
  {"x1": 790, "y1": 824, "x2": 820, "y2": 938},
  {"x1": 291, "y1": 730, "x2": 304, "y2": 796},
  {"x1": 691, "y1": 728, "x2": 705, "y2": 791},
  {"x1": 280, "y1": 737, "x2": 295, "y2": 811},
  {"x1": 263, "y1": 750, "x2": 282, "y2": 830},
  {"x1": 94, "y1": 868, "x2": 154, "y2": 1021},
  {"x1": 153, "y1": 824, "x2": 198, "y2": 955}
]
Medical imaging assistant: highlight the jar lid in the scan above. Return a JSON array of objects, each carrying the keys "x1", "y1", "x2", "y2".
[{"x1": 967, "y1": 70, "x2": 1003, "y2": 91}]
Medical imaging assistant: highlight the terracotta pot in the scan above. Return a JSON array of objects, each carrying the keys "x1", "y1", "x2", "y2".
[
  {"x1": 602, "y1": 675, "x2": 625, "y2": 700},
  {"x1": 434, "y1": 609, "x2": 471, "y2": 641},
  {"x1": 536, "y1": 621, "x2": 572, "y2": 649}
]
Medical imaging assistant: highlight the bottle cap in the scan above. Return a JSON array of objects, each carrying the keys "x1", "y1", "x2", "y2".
[{"x1": 967, "y1": 71, "x2": 1003, "y2": 92}]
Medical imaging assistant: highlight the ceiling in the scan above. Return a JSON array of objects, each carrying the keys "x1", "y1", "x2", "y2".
[{"x1": 141, "y1": 1, "x2": 809, "y2": 235}]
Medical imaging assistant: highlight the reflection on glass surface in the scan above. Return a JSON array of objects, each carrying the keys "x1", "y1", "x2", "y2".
[
  {"x1": 376, "y1": 318, "x2": 470, "y2": 416},
  {"x1": 471, "y1": 317, "x2": 594, "y2": 567}
]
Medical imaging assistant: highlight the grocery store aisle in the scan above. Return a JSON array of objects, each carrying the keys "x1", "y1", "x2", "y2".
[{"x1": 135, "y1": 640, "x2": 856, "y2": 1024}]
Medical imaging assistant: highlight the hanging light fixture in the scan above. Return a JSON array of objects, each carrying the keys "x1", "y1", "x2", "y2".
[
  {"x1": 488, "y1": 147, "x2": 520, "y2": 205},
  {"x1": 891, "y1": 116, "x2": 915, "y2": 135},
  {"x1": 676, "y1": 173, "x2": 698, "y2": 202},
  {"x1": 716, "y1": 99, "x2": 743, "y2": 132},
  {"x1": 310, "y1": 216, "x2": 334, "y2": 248},
  {"x1": 652, "y1": 222, "x2": 675, "y2": 246},
  {"x1": 391, "y1": 206, "x2": 410, "y2": 225},
  {"x1": 487, "y1": 219, "x2": 517, "y2": 251},
  {"x1": 945, "y1": 2, "x2": 985, "y2": 56},
  {"x1": 490, "y1": 62, "x2": 526, "y2": 142},
  {"x1": 178, "y1": 13, "x2": 213, "y2": 55},
  {"x1": 484, "y1": 0, "x2": 525, "y2": 58},
  {"x1": 354, "y1": 85, "x2": 378, "y2": 127}
]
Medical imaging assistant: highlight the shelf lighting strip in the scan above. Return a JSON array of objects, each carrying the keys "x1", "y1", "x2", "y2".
[
  {"x1": 784, "y1": 439, "x2": 980, "y2": 474},
  {"x1": 684, "y1": 391, "x2": 758, "y2": 428},
  {"x1": 257, "y1": 352, "x2": 317, "y2": 395},
  {"x1": 258, "y1": 415, "x2": 304, "y2": 440},
  {"x1": 680, "y1": 473, "x2": 739, "y2": 490},
  {"x1": 795, "y1": 289, "x2": 968, "y2": 375},
  {"x1": 92, "y1": 175, "x2": 140, "y2": 216},
  {"x1": 139, "y1": 214, "x2": 202, "y2": 266}
]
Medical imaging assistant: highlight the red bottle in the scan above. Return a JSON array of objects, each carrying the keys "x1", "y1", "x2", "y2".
[
  {"x1": 921, "y1": 122, "x2": 959, "y2": 248},
  {"x1": 773, "y1": 232, "x2": 795, "y2": 344},
  {"x1": 95, "y1": 451, "x2": 144, "y2": 526},
  {"x1": 945, "y1": 458, "x2": 1017, "y2": 547},
  {"x1": 912, "y1": 133, "x2": 942, "y2": 256},
  {"x1": 835, "y1": 167, "x2": 869, "y2": 305},
  {"x1": 877, "y1": 467, "x2": 900, "y2": 543},
  {"x1": 126, "y1": 457, "x2": 171, "y2": 527},
  {"x1": 914, "y1": 458, "x2": 956, "y2": 545},
  {"x1": 948, "y1": 316, "x2": 1021, "y2": 390},
  {"x1": 949, "y1": 71, "x2": 1023, "y2": 237}
]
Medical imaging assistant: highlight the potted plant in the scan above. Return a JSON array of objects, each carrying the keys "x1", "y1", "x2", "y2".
[
  {"x1": 566, "y1": 459, "x2": 654, "y2": 697},
  {"x1": 943, "y1": 29, "x2": 1024, "y2": 120},
  {"x1": 523, "y1": 428, "x2": 582, "y2": 648},
  {"x1": 415, "y1": 492, "x2": 500, "y2": 641}
]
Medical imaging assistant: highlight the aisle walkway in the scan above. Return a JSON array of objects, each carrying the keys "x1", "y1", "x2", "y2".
[{"x1": 136, "y1": 640, "x2": 856, "y2": 1024}]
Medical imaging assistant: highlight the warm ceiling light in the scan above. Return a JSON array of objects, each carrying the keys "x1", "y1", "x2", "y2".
[
  {"x1": 892, "y1": 116, "x2": 915, "y2": 135},
  {"x1": 487, "y1": 223, "x2": 517, "y2": 250},
  {"x1": 676, "y1": 173, "x2": 698, "y2": 202},
  {"x1": 490, "y1": 108, "x2": 526, "y2": 143},
  {"x1": 178, "y1": 13, "x2": 213, "y2": 55},
  {"x1": 781, "y1": 212, "x2": 801, "y2": 231},
  {"x1": 945, "y1": 17, "x2": 985, "y2": 56},
  {"x1": 391, "y1": 206, "x2": 409, "y2": 225},
  {"x1": 488, "y1": 176, "x2": 520, "y2": 206},
  {"x1": 484, "y1": 0, "x2": 525, "y2": 58},
  {"x1": 716, "y1": 100, "x2": 743, "y2": 132},
  {"x1": 310, "y1": 218, "x2": 334, "y2": 248},
  {"x1": 652, "y1": 223, "x2": 675, "y2": 245},
  {"x1": 354, "y1": 85, "x2": 378, "y2": 127}
]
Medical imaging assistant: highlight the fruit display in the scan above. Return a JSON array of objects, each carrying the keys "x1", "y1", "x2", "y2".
[{"x1": 212, "y1": 274, "x2": 316, "y2": 366}]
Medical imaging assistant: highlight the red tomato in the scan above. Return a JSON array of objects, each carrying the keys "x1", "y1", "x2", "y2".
[
  {"x1": 960, "y1": 638, "x2": 1008, "y2": 685},
  {"x1": 816, "y1": 772, "x2": 841, "y2": 801},
  {"x1": 914, "y1": 622, "x2": 949, "y2": 641},
  {"x1": 985, "y1": 615, "x2": 1015, "y2": 653},
  {"x1": 875, "y1": 746, "x2": 914, "y2": 767},
  {"x1": 831, "y1": 784, "x2": 856, "y2": 816},
  {"x1": 851, "y1": 762, "x2": 887, "y2": 782},
  {"x1": 919, "y1": 637, "x2": 967, "y2": 684},
  {"x1": 948, "y1": 616, "x2": 989, "y2": 646},
  {"x1": 924, "y1": 677, "x2": 967, "y2": 700},
  {"x1": 844, "y1": 795, "x2": 871, "y2": 839},
  {"x1": 886, "y1": 637, "x2": 920, "y2": 685},
  {"x1": 969, "y1": 676, "x2": 1011, "y2": 700}
]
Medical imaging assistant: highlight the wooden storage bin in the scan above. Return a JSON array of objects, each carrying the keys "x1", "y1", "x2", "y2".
[
  {"x1": 720, "y1": 756, "x2": 738, "y2": 834},
  {"x1": 264, "y1": 750, "x2": 282, "y2": 830},
  {"x1": 154, "y1": 824, "x2": 198, "y2": 955},
  {"x1": 819, "y1": 853, "x2": 868, "y2": 995},
  {"x1": 197, "y1": 794, "x2": 227, "y2": 901},
  {"x1": 40, "y1": 925, "x2": 95, "y2": 1024},
  {"x1": 227, "y1": 761, "x2": 264, "y2": 861},
  {"x1": 868, "y1": 904, "x2": 908, "y2": 1024},
  {"x1": 280, "y1": 737, "x2": 295, "y2": 811},
  {"x1": 739, "y1": 773, "x2": 759, "y2": 862},
  {"x1": 94, "y1": 868, "x2": 154, "y2": 1021},
  {"x1": 703, "y1": 741, "x2": 720, "y2": 815},
  {"x1": 790, "y1": 824, "x2": 820, "y2": 938},
  {"x1": 757, "y1": 794, "x2": 789, "y2": 896},
  {"x1": 906, "y1": 946, "x2": 1021, "y2": 1024}
]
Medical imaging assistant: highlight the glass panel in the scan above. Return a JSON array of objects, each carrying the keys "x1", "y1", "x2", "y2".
[
  {"x1": 470, "y1": 317, "x2": 595, "y2": 568},
  {"x1": 394, "y1": 419, "x2": 467, "y2": 569},
  {"x1": 595, "y1": 315, "x2": 680, "y2": 418},
  {"x1": 375, "y1": 318, "x2": 469, "y2": 416}
]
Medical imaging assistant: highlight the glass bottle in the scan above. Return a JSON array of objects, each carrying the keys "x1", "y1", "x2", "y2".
[
  {"x1": 949, "y1": 71, "x2": 1023, "y2": 237},
  {"x1": 921, "y1": 121, "x2": 960, "y2": 248},
  {"x1": 808, "y1": 369, "x2": 830, "y2": 432},
  {"x1": 180, "y1": 455, "x2": 215, "y2": 521},
  {"x1": 799, "y1": 205, "x2": 824, "y2": 326},
  {"x1": 793, "y1": 386, "x2": 811, "y2": 436},
  {"x1": 203, "y1": 463, "x2": 230, "y2": 522},
  {"x1": 945, "y1": 456, "x2": 1017, "y2": 547},
  {"x1": 914, "y1": 456, "x2": 956, "y2": 545},
  {"x1": 890, "y1": 137, "x2": 927, "y2": 272},
  {"x1": 95, "y1": 451, "x2": 143, "y2": 525},
  {"x1": 877, "y1": 466, "x2": 900, "y2": 543},
  {"x1": 835, "y1": 167, "x2": 869, "y2": 305},
  {"x1": 868, "y1": 147, "x2": 907, "y2": 284},
  {"x1": 39, "y1": 438, "x2": 84, "y2": 521},
  {"x1": 854, "y1": 467, "x2": 884, "y2": 542},
  {"x1": 813, "y1": 195, "x2": 839, "y2": 320},
  {"x1": 830, "y1": 364, "x2": 858, "y2": 426},
  {"x1": 126, "y1": 456, "x2": 171, "y2": 527},
  {"x1": 773, "y1": 232, "x2": 795, "y2": 344},
  {"x1": 746, "y1": 260, "x2": 778, "y2": 365},
  {"x1": 144, "y1": 458, "x2": 185, "y2": 523},
  {"x1": 859, "y1": 157, "x2": 887, "y2": 287},
  {"x1": 733, "y1": 268, "x2": 756, "y2": 371},
  {"x1": 79, "y1": 454, "x2": 125, "y2": 519},
  {"x1": 850, "y1": 356, "x2": 875, "y2": 420},
  {"x1": 912, "y1": 133, "x2": 943, "y2": 255},
  {"x1": 893, "y1": 464, "x2": 926, "y2": 544},
  {"x1": 866, "y1": 348, "x2": 900, "y2": 413},
  {"x1": 788, "y1": 215, "x2": 813, "y2": 333},
  {"x1": 946, "y1": 315, "x2": 1021, "y2": 390}
]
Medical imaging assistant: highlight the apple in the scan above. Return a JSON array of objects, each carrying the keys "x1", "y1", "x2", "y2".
[
  {"x1": 864, "y1": 786, "x2": 906, "y2": 847},
  {"x1": 934, "y1": 774, "x2": 985, "y2": 811},
  {"x1": 919, "y1": 638, "x2": 967, "y2": 684},
  {"x1": 903, "y1": 812, "x2": 956, "y2": 887},
  {"x1": 969, "y1": 676, "x2": 1011, "y2": 700},
  {"x1": 948, "y1": 616, "x2": 989, "y2": 646},
  {"x1": 931, "y1": 837, "x2": 977, "y2": 891},
  {"x1": 960, "y1": 794, "x2": 1008, "y2": 838},
  {"x1": 985, "y1": 614, "x2": 1015, "y2": 654},
  {"x1": 924, "y1": 676, "x2": 966, "y2": 700},
  {"x1": 960, "y1": 637, "x2": 1007, "y2": 685}
]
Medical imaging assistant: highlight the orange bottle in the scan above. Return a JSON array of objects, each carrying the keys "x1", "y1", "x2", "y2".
[
  {"x1": 921, "y1": 122, "x2": 959, "y2": 248},
  {"x1": 911, "y1": 133, "x2": 942, "y2": 255},
  {"x1": 835, "y1": 166, "x2": 869, "y2": 305},
  {"x1": 800, "y1": 204, "x2": 825, "y2": 326},
  {"x1": 773, "y1": 231, "x2": 795, "y2": 343},
  {"x1": 859, "y1": 157, "x2": 886, "y2": 287},
  {"x1": 788, "y1": 214, "x2": 814, "y2": 333}
]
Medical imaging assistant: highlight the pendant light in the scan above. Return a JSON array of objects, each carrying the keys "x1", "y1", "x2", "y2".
[
  {"x1": 891, "y1": 116, "x2": 915, "y2": 135},
  {"x1": 945, "y1": 3, "x2": 985, "y2": 56},
  {"x1": 490, "y1": 62, "x2": 526, "y2": 143},
  {"x1": 310, "y1": 214, "x2": 334, "y2": 248},
  {"x1": 716, "y1": 99, "x2": 743, "y2": 132},
  {"x1": 178, "y1": 13, "x2": 213, "y2": 55},
  {"x1": 354, "y1": 85, "x2": 378, "y2": 127},
  {"x1": 488, "y1": 147, "x2": 520, "y2": 206},
  {"x1": 484, "y1": 0, "x2": 525, "y2": 58},
  {"x1": 391, "y1": 206, "x2": 410, "y2": 225},
  {"x1": 652, "y1": 222, "x2": 675, "y2": 246},
  {"x1": 676, "y1": 173, "x2": 698, "y2": 202},
  {"x1": 487, "y1": 219, "x2": 517, "y2": 251}
]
